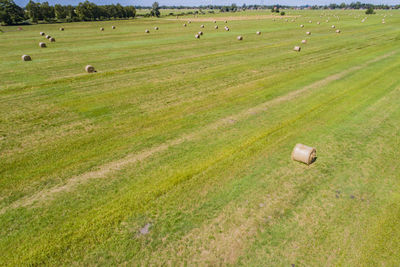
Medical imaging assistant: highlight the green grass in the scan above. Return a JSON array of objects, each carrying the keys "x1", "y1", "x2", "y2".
[{"x1": 0, "y1": 9, "x2": 399, "y2": 266}]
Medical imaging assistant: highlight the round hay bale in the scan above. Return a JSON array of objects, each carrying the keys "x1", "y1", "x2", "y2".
[
  {"x1": 214, "y1": 20, "x2": 216, "y2": 23},
  {"x1": 306, "y1": 31, "x2": 311, "y2": 35},
  {"x1": 183, "y1": 23, "x2": 187, "y2": 27},
  {"x1": 200, "y1": 25, "x2": 204, "y2": 28},
  {"x1": 215, "y1": 25, "x2": 218, "y2": 29},
  {"x1": 237, "y1": 36, "x2": 243, "y2": 41},
  {"x1": 225, "y1": 27, "x2": 230, "y2": 31},
  {"x1": 154, "y1": 26, "x2": 159, "y2": 30},
  {"x1": 225, "y1": 20, "x2": 228, "y2": 23},
  {"x1": 301, "y1": 39, "x2": 307, "y2": 44},
  {"x1": 100, "y1": 27, "x2": 104, "y2": 31},
  {"x1": 22, "y1": 55, "x2": 31, "y2": 61},
  {"x1": 309, "y1": 20, "x2": 312, "y2": 23},
  {"x1": 145, "y1": 29, "x2": 150, "y2": 33},
  {"x1": 291, "y1": 143, "x2": 316, "y2": 165},
  {"x1": 112, "y1": 26, "x2": 116, "y2": 29},
  {"x1": 326, "y1": 20, "x2": 329, "y2": 22},
  {"x1": 300, "y1": 24, "x2": 304, "y2": 28},
  {"x1": 188, "y1": 21, "x2": 191, "y2": 24},
  {"x1": 195, "y1": 34, "x2": 200, "y2": 39},
  {"x1": 40, "y1": 32, "x2": 45, "y2": 36},
  {"x1": 331, "y1": 25, "x2": 335, "y2": 28},
  {"x1": 50, "y1": 37, "x2": 55, "y2": 42},
  {"x1": 382, "y1": 21, "x2": 385, "y2": 24},
  {"x1": 198, "y1": 31, "x2": 203, "y2": 36},
  {"x1": 256, "y1": 31, "x2": 261, "y2": 35},
  {"x1": 59, "y1": 27, "x2": 64, "y2": 31},
  {"x1": 46, "y1": 35, "x2": 51, "y2": 39},
  {"x1": 294, "y1": 46, "x2": 301, "y2": 52},
  {"x1": 317, "y1": 21, "x2": 320, "y2": 24},
  {"x1": 39, "y1": 42, "x2": 46, "y2": 48},
  {"x1": 85, "y1": 65, "x2": 96, "y2": 73},
  {"x1": 336, "y1": 29, "x2": 341, "y2": 33}
]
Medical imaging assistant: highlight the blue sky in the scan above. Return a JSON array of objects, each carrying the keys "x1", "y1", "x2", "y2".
[{"x1": 14, "y1": 0, "x2": 399, "y2": 7}]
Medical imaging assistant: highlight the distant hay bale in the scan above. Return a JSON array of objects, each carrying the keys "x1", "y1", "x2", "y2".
[
  {"x1": 291, "y1": 144, "x2": 316, "y2": 165},
  {"x1": 293, "y1": 46, "x2": 301, "y2": 52},
  {"x1": 215, "y1": 25, "x2": 218, "y2": 29},
  {"x1": 198, "y1": 31, "x2": 203, "y2": 35},
  {"x1": 225, "y1": 20, "x2": 228, "y2": 23},
  {"x1": 59, "y1": 27, "x2": 64, "y2": 31},
  {"x1": 188, "y1": 21, "x2": 191, "y2": 24},
  {"x1": 317, "y1": 21, "x2": 320, "y2": 24},
  {"x1": 46, "y1": 35, "x2": 51, "y2": 39},
  {"x1": 308, "y1": 20, "x2": 312, "y2": 23},
  {"x1": 112, "y1": 26, "x2": 116, "y2": 29},
  {"x1": 300, "y1": 24, "x2": 304, "y2": 28},
  {"x1": 256, "y1": 31, "x2": 261, "y2": 35},
  {"x1": 22, "y1": 55, "x2": 31, "y2": 61},
  {"x1": 145, "y1": 29, "x2": 150, "y2": 33},
  {"x1": 50, "y1": 37, "x2": 55, "y2": 42},
  {"x1": 183, "y1": 23, "x2": 187, "y2": 27},
  {"x1": 200, "y1": 25, "x2": 204, "y2": 28},
  {"x1": 40, "y1": 32, "x2": 45, "y2": 36},
  {"x1": 336, "y1": 29, "x2": 341, "y2": 33},
  {"x1": 301, "y1": 39, "x2": 307, "y2": 44},
  {"x1": 195, "y1": 34, "x2": 200, "y2": 39},
  {"x1": 285, "y1": 19, "x2": 288, "y2": 22},
  {"x1": 382, "y1": 21, "x2": 385, "y2": 24},
  {"x1": 326, "y1": 20, "x2": 329, "y2": 22},
  {"x1": 331, "y1": 25, "x2": 335, "y2": 28},
  {"x1": 306, "y1": 31, "x2": 311, "y2": 35},
  {"x1": 85, "y1": 65, "x2": 96, "y2": 73},
  {"x1": 225, "y1": 27, "x2": 230, "y2": 31},
  {"x1": 39, "y1": 42, "x2": 46, "y2": 48},
  {"x1": 154, "y1": 26, "x2": 159, "y2": 30},
  {"x1": 214, "y1": 20, "x2": 216, "y2": 23},
  {"x1": 237, "y1": 36, "x2": 243, "y2": 40},
  {"x1": 100, "y1": 27, "x2": 104, "y2": 31}
]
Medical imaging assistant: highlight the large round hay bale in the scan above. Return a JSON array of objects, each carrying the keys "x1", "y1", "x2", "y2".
[
  {"x1": 40, "y1": 32, "x2": 45, "y2": 36},
  {"x1": 145, "y1": 29, "x2": 150, "y2": 33},
  {"x1": 85, "y1": 65, "x2": 96, "y2": 73},
  {"x1": 46, "y1": 35, "x2": 51, "y2": 39},
  {"x1": 331, "y1": 25, "x2": 335, "y2": 28},
  {"x1": 50, "y1": 37, "x2": 55, "y2": 42},
  {"x1": 214, "y1": 20, "x2": 216, "y2": 23},
  {"x1": 256, "y1": 31, "x2": 261, "y2": 35},
  {"x1": 154, "y1": 26, "x2": 159, "y2": 30},
  {"x1": 198, "y1": 31, "x2": 203, "y2": 36},
  {"x1": 195, "y1": 34, "x2": 200, "y2": 39},
  {"x1": 188, "y1": 20, "x2": 191, "y2": 24},
  {"x1": 225, "y1": 27, "x2": 230, "y2": 31},
  {"x1": 336, "y1": 29, "x2": 341, "y2": 33},
  {"x1": 200, "y1": 25, "x2": 204, "y2": 28},
  {"x1": 306, "y1": 31, "x2": 311, "y2": 35},
  {"x1": 112, "y1": 26, "x2": 116, "y2": 29},
  {"x1": 59, "y1": 27, "x2": 64, "y2": 31},
  {"x1": 100, "y1": 27, "x2": 104, "y2": 31},
  {"x1": 22, "y1": 55, "x2": 31, "y2": 61},
  {"x1": 215, "y1": 25, "x2": 218, "y2": 29},
  {"x1": 300, "y1": 24, "x2": 304, "y2": 28},
  {"x1": 225, "y1": 20, "x2": 228, "y2": 23},
  {"x1": 293, "y1": 46, "x2": 301, "y2": 52},
  {"x1": 237, "y1": 36, "x2": 243, "y2": 41},
  {"x1": 301, "y1": 39, "x2": 307, "y2": 44},
  {"x1": 183, "y1": 23, "x2": 187, "y2": 27},
  {"x1": 308, "y1": 20, "x2": 312, "y2": 23},
  {"x1": 291, "y1": 143, "x2": 316, "y2": 165},
  {"x1": 317, "y1": 21, "x2": 320, "y2": 24},
  {"x1": 39, "y1": 42, "x2": 46, "y2": 48}
]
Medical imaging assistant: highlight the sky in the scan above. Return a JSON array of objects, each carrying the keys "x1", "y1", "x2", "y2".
[{"x1": 14, "y1": 0, "x2": 399, "y2": 7}]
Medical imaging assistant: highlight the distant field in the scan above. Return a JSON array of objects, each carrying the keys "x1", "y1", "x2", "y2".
[{"x1": 1, "y1": 10, "x2": 400, "y2": 266}]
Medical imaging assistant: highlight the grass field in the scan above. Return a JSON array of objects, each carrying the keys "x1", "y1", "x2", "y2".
[{"x1": 1, "y1": 9, "x2": 400, "y2": 266}]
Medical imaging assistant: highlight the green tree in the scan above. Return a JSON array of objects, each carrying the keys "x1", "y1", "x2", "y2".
[
  {"x1": 150, "y1": 2, "x2": 160, "y2": 17},
  {"x1": 54, "y1": 4, "x2": 67, "y2": 20},
  {"x1": 0, "y1": 0, "x2": 24, "y2": 25},
  {"x1": 365, "y1": 7, "x2": 375, "y2": 14},
  {"x1": 26, "y1": 0, "x2": 40, "y2": 23},
  {"x1": 39, "y1": 2, "x2": 55, "y2": 22}
]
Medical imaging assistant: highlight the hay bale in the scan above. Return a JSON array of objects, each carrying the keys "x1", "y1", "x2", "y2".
[
  {"x1": 214, "y1": 20, "x2": 216, "y2": 23},
  {"x1": 308, "y1": 20, "x2": 312, "y2": 23},
  {"x1": 200, "y1": 25, "x2": 204, "y2": 28},
  {"x1": 293, "y1": 46, "x2": 301, "y2": 52},
  {"x1": 39, "y1": 42, "x2": 46, "y2": 48},
  {"x1": 154, "y1": 26, "x2": 159, "y2": 30},
  {"x1": 22, "y1": 55, "x2": 31, "y2": 61},
  {"x1": 331, "y1": 25, "x2": 335, "y2": 28},
  {"x1": 198, "y1": 31, "x2": 203, "y2": 35},
  {"x1": 85, "y1": 65, "x2": 96, "y2": 73},
  {"x1": 46, "y1": 35, "x2": 51, "y2": 39},
  {"x1": 112, "y1": 26, "x2": 116, "y2": 29},
  {"x1": 225, "y1": 20, "x2": 228, "y2": 23},
  {"x1": 300, "y1": 24, "x2": 304, "y2": 28},
  {"x1": 195, "y1": 34, "x2": 200, "y2": 39},
  {"x1": 306, "y1": 31, "x2": 311, "y2": 35},
  {"x1": 59, "y1": 27, "x2": 64, "y2": 31},
  {"x1": 291, "y1": 143, "x2": 316, "y2": 165},
  {"x1": 301, "y1": 39, "x2": 307, "y2": 44},
  {"x1": 317, "y1": 21, "x2": 320, "y2": 24},
  {"x1": 237, "y1": 36, "x2": 243, "y2": 41},
  {"x1": 40, "y1": 32, "x2": 45, "y2": 36},
  {"x1": 183, "y1": 23, "x2": 187, "y2": 27},
  {"x1": 326, "y1": 20, "x2": 329, "y2": 22},
  {"x1": 145, "y1": 29, "x2": 150, "y2": 33},
  {"x1": 256, "y1": 31, "x2": 261, "y2": 35},
  {"x1": 336, "y1": 29, "x2": 341, "y2": 33},
  {"x1": 225, "y1": 27, "x2": 230, "y2": 31},
  {"x1": 50, "y1": 37, "x2": 55, "y2": 42},
  {"x1": 215, "y1": 25, "x2": 218, "y2": 29},
  {"x1": 188, "y1": 21, "x2": 191, "y2": 24}
]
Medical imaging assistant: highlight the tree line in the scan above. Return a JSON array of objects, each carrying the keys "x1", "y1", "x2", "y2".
[{"x1": 0, "y1": 0, "x2": 136, "y2": 25}]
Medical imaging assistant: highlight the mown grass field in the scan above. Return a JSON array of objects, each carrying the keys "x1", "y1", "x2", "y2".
[{"x1": 1, "y1": 9, "x2": 400, "y2": 266}]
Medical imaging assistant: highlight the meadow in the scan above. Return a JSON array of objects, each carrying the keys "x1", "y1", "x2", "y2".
[{"x1": 0, "y1": 9, "x2": 400, "y2": 265}]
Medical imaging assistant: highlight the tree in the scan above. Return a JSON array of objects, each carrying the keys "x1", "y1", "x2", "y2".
[
  {"x1": 54, "y1": 4, "x2": 67, "y2": 20},
  {"x1": 26, "y1": 0, "x2": 41, "y2": 23},
  {"x1": 150, "y1": 2, "x2": 160, "y2": 17},
  {"x1": 39, "y1": 2, "x2": 55, "y2": 22},
  {"x1": 365, "y1": 7, "x2": 375, "y2": 14},
  {"x1": 0, "y1": 0, "x2": 24, "y2": 25}
]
